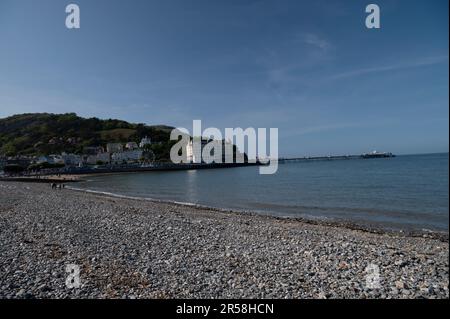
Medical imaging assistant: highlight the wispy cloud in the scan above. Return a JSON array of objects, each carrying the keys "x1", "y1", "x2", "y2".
[
  {"x1": 297, "y1": 33, "x2": 331, "y2": 51},
  {"x1": 330, "y1": 55, "x2": 449, "y2": 80},
  {"x1": 255, "y1": 32, "x2": 333, "y2": 90}
]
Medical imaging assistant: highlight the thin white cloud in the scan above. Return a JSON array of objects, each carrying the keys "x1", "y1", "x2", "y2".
[
  {"x1": 297, "y1": 33, "x2": 331, "y2": 51},
  {"x1": 330, "y1": 55, "x2": 449, "y2": 80}
]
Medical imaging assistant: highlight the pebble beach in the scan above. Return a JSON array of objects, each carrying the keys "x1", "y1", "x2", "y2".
[{"x1": 0, "y1": 181, "x2": 448, "y2": 299}]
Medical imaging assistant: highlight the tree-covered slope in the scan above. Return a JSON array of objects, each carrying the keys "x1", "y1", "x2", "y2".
[{"x1": 0, "y1": 113, "x2": 175, "y2": 157}]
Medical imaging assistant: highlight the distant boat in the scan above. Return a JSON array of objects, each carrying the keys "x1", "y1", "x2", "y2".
[{"x1": 361, "y1": 151, "x2": 395, "y2": 159}]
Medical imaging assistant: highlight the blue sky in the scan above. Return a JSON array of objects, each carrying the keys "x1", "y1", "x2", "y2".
[{"x1": 0, "y1": 0, "x2": 448, "y2": 156}]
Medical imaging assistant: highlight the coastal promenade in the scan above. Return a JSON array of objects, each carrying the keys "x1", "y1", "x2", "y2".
[
  {"x1": 0, "y1": 162, "x2": 262, "y2": 183},
  {"x1": 64, "y1": 162, "x2": 261, "y2": 175}
]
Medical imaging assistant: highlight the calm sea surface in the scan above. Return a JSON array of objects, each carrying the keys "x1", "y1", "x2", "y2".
[{"x1": 75, "y1": 153, "x2": 449, "y2": 232}]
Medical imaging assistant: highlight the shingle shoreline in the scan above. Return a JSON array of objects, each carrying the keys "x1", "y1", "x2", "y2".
[{"x1": 0, "y1": 182, "x2": 448, "y2": 299}]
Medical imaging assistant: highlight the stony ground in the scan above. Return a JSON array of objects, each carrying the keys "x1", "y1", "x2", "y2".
[{"x1": 0, "y1": 181, "x2": 448, "y2": 299}]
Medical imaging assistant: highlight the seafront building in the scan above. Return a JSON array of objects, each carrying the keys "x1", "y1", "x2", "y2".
[
  {"x1": 85, "y1": 152, "x2": 110, "y2": 165},
  {"x1": 61, "y1": 153, "x2": 82, "y2": 166},
  {"x1": 36, "y1": 155, "x2": 64, "y2": 165},
  {"x1": 186, "y1": 138, "x2": 239, "y2": 163},
  {"x1": 36, "y1": 156, "x2": 50, "y2": 164},
  {"x1": 106, "y1": 143, "x2": 123, "y2": 153},
  {"x1": 48, "y1": 155, "x2": 65, "y2": 165},
  {"x1": 62, "y1": 140, "x2": 148, "y2": 166},
  {"x1": 111, "y1": 149, "x2": 143, "y2": 164},
  {"x1": 83, "y1": 146, "x2": 104, "y2": 155},
  {"x1": 125, "y1": 142, "x2": 138, "y2": 150},
  {"x1": 186, "y1": 138, "x2": 208, "y2": 163},
  {"x1": 139, "y1": 136, "x2": 152, "y2": 148}
]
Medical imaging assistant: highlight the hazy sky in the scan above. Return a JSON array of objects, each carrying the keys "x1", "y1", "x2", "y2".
[{"x1": 0, "y1": 0, "x2": 448, "y2": 156}]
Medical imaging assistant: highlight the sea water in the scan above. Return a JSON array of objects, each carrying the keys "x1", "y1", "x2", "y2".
[{"x1": 75, "y1": 153, "x2": 449, "y2": 232}]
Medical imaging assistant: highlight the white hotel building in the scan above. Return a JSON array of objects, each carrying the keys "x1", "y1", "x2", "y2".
[{"x1": 186, "y1": 139, "x2": 236, "y2": 164}]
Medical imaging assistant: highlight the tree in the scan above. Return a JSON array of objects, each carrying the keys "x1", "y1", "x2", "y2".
[{"x1": 1, "y1": 142, "x2": 16, "y2": 156}]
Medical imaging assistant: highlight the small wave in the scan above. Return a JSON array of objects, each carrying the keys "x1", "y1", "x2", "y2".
[{"x1": 67, "y1": 185, "x2": 216, "y2": 210}]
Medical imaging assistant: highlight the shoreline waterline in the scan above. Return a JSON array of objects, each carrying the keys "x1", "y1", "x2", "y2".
[{"x1": 66, "y1": 184, "x2": 449, "y2": 241}]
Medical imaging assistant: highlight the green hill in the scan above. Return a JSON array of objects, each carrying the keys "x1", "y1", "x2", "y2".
[{"x1": 0, "y1": 113, "x2": 175, "y2": 159}]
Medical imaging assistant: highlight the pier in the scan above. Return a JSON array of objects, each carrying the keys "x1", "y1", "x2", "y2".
[{"x1": 277, "y1": 152, "x2": 395, "y2": 163}]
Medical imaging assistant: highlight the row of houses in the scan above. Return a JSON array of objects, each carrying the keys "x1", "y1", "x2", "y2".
[
  {"x1": 41, "y1": 150, "x2": 145, "y2": 166},
  {"x1": 1, "y1": 136, "x2": 246, "y2": 171},
  {"x1": 44, "y1": 136, "x2": 154, "y2": 166},
  {"x1": 0, "y1": 137, "x2": 154, "y2": 170}
]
